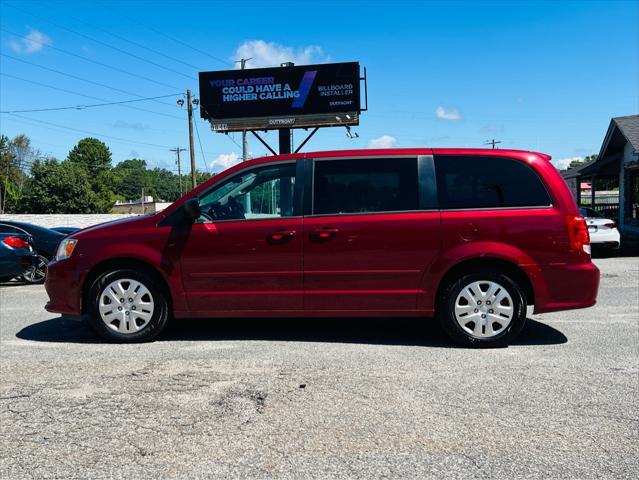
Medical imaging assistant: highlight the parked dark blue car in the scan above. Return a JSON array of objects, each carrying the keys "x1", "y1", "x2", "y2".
[
  {"x1": 0, "y1": 228, "x2": 37, "y2": 283},
  {"x1": 0, "y1": 222, "x2": 74, "y2": 284}
]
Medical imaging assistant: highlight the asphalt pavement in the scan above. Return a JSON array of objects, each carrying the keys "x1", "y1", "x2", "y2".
[{"x1": 1, "y1": 256, "x2": 637, "y2": 479}]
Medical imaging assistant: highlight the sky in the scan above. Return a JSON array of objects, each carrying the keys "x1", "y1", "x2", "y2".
[{"x1": 1, "y1": 0, "x2": 638, "y2": 174}]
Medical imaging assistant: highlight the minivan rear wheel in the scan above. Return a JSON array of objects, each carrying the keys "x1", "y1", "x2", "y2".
[
  {"x1": 87, "y1": 269, "x2": 169, "y2": 343},
  {"x1": 437, "y1": 272, "x2": 527, "y2": 347}
]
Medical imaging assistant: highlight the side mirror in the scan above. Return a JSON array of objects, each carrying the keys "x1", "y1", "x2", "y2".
[{"x1": 183, "y1": 197, "x2": 201, "y2": 221}]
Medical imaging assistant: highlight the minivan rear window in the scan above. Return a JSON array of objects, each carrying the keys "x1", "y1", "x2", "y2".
[
  {"x1": 435, "y1": 155, "x2": 552, "y2": 209},
  {"x1": 313, "y1": 158, "x2": 418, "y2": 215}
]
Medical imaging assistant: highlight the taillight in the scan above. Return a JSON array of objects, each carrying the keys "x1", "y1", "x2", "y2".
[
  {"x1": 2, "y1": 236, "x2": 30, "y2": 249},
  {"x1": 565, "y1": 215, "x2": 590, "y2": 255}
]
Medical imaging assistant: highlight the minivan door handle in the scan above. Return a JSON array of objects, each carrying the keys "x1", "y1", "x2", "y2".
[
  {"x1": 310, "y1": 227, "x2": 339, "y2": 240},
  {"x1": 267, "y1": 230, "x2": 296, "y2": 242}
]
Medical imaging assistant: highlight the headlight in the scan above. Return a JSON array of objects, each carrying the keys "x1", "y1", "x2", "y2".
[{"x1": 56, "y1": 238, "x2": 78, "y2": 261}]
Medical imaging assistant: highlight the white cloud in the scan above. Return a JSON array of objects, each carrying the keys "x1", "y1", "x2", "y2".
[
  {"x1": 551, "y1": 156, "x2": 583, "y2": 171},
  {"x1": 210, "y1": 152, "x2": 241, "y2": 171},
  {"x1": 232, "y1": 40, "x2": 329, "y2": 68},
  {"x1": 8, "y1": 29, "x2": 51, "y2": 54},
  {"x1": 367, "y1": 135, "x2": 398, "y2": 149},
  {"x1": 435, "y1": 106, "x2": 462, "y2": 121}
]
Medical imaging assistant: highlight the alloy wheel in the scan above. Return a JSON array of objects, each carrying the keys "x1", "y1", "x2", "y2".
[{"x1": 22, "y1": 255, "x2": 48, "y2": 284}]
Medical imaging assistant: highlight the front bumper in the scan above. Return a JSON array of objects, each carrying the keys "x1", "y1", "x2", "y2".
[
  {"x1": 534, "y1": 261, "x2": 600, "y2": 314},
  {"x1": 44, "y1": 258, "x2": 85, "y2": 316}
]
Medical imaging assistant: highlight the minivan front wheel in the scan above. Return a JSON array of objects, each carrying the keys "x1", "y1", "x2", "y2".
[
  {"x1": 438, "y1": 272, "x2": 527, "y2": 347},
  {"x1": 87, "y1": 269, "x2": 169, "y2": 342}
]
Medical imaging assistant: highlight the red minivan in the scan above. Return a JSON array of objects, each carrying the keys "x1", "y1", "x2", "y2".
[{"x1": 45, "y1": 149, "x2": 600, "y2": 347}]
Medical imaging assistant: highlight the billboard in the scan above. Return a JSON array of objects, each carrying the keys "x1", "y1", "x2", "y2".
[{"x1": 199, "y1": 62, "x2": 361, "y2": 132}]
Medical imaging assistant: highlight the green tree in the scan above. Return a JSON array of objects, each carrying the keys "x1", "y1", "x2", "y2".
[
  {"x1": 148, "y1": 167, "x2": 178, "y2": 201},
  {"x1": 22, "y1": 159, "x2": 101, "y2": 213},
  {"x1": 66, "y1": 138, "x2": 114, "y2": 212},
  {"x1": 67, "y1": 137, "x2": 112, "y2": 173},
  {"x1": 0, "y1": 134, "x2": 33, "y2": 213},
  {"x1": 112, "y1": 159, "x2": 154, "y2": 201}
]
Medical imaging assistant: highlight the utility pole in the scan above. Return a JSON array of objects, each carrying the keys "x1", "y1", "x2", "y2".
[
  {"x1": 484, "y1": 139, "x2": 502, "y2": 149},
  {"x1": 170, "y1": 147, "x2": 187, "y2": 197},
  {"x1": 141, "y1": 187, "x2": 145, "y2": 215},
  {"x1": 236, "y1": 57, "x2": 253, "y2": 161},
  {"x1": 186, "y1": 89, "x2": 197, "y2": 190}
]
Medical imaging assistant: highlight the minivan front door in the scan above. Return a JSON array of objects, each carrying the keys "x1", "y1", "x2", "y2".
[
  {"x1": 303, "y1": 156, "x2": 441, "y2": 312},
  {"x1": 178, "y1": 161, "x2": 303, "y2": 313}
]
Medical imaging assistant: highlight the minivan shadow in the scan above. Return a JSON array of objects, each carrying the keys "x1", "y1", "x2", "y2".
[{"x1": 16, "y1": 316, "x2": 567, "y2": 347}]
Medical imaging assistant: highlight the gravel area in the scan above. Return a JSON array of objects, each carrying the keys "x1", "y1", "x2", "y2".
[{"x1": 0, "y1": 256, "x2": 637, "y2": 479}]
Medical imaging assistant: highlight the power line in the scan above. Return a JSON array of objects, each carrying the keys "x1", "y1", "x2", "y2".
[
  {"x1": 0, "y1": 72, "x2": 182, "y2": 121},
  {"x1": 34, "y1": 0, "x2": 203, "y2": 72},
  {"x1": 4, "y1": 111, "x2": 224, "y2": 161},
  {"x1": 15, "y1": 156, "x2": 185, "y2": 175},
  {"x1": 95, "y1": 1, "x2": 234, "y2": 68},
  {"x1": 4, "y1": 113, "x2": 174, "y2": 151},
  {"x1": 1, "y1": 54, "x2": 182, "y2": 114},
  {"x1": 4, "y1": 1, "x2": 197, "y2": 81},
  {"x1": 0, "y1": 27, "x2": 183, "y2": 91},
  {"x1": 6, "y1": 142, "x2": 186, "y2": 174},
  {"x1": 0, "y1": 93, "x2": 181, "y2": 114},
  {"x1": 199, "y1": 104, "x2": 243, "y2": 155}
]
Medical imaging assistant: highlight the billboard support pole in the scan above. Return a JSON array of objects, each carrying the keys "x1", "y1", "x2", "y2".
[
  {"x1": 250, "y1": 131, "x2": 277, "y2": 156},
  {"x1": 277, "y1": 61, "x2": 295, "y2": 155},
  {"x1": 279, "y1": 129, "x2": 291, "y2": 155},
  {"x1": 294, "y1": 127, "x2": 320, "y2": 154}
]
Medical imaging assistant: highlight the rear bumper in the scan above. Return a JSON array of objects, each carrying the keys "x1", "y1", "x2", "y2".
[
  {"x1": 590, "y1": 228, "x2": 621, "y2": 248},
  {"x1": 591, "y1": 241, "x2": 620, "y2": 249},
  {"x1": 534, "y1": 261, "x2": 600, "y2": 314},
  {"x1": 44, "y1": 258, "x2": 85, "y2": 316},
  {"x1": 0, "y1": 252, "x2": 38, "y2": 279}
]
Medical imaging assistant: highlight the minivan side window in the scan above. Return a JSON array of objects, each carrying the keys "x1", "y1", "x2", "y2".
[
  {"x1": 198, "y1": 163, "x2": 296, "y2": 221},
  {"x1": 435, "y1": 155, "x2": 552, "y2": 209},
  {"x1": 313, "y1": 158, "x2": 418, "y2": 215}
]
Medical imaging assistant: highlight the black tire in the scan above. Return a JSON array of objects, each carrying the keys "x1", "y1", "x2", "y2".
[
  {"x1": 437, "y1": 271, "x2": 527, "y2": 348},
  {"x1": 87, "y1": 269, "x2": 169, "y2": 343},
  {"x1": 21, "y1": 254, "x2": 49, "y2": 284},
  {"x1": 0, "y1": 276, "x2": 15, "y2": 283}
]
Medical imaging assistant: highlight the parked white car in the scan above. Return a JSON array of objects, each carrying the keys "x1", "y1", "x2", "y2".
[{"x1": 579, "y1": 207, "x2": 621, "y2": 249}]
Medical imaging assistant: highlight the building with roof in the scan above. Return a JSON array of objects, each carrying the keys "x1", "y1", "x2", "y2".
[
  {"x1": 563, "y1": 114, "x2": 639, "y2": 239},
  {"x1": 112, "y1": 196, "x2": 171, "y2": 215}
]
